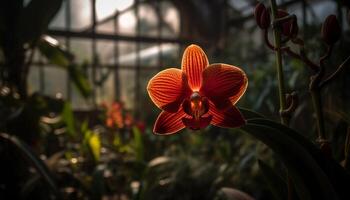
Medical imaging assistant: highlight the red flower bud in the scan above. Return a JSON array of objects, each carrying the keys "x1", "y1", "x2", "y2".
[
  {"x1": 277, "y1": 10, "x2": 298, "y2": 38},
  {"x1": 290, "y1": 18, "x2": 299, "y2": 38},
  {"x1": 321, "y1": 15, "x2": 341, "y2": 45},
  {"x1": 255, "y1": 3, "x2": 270, "y2": 29}
]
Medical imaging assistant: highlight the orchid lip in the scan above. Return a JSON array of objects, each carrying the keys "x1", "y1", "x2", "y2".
[{"x1": 183, "y1": 92, "x2": 209, "y2": 120}]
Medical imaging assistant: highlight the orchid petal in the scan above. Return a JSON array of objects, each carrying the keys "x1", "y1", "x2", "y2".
[
  {"x1": 208, "y1": 101, "x2": 245, "y2": 128},
  {"x1": 200, "y1": 64, "x2": 248, "y2": 110},
  {"x1": 153, "y1": 108, "x2": 187, "y2": 135},
  {"x1": 181, "y1": 44, "x2": 209, "y2": 91},
  {"x1": 147, "y1": 68, "x2": 190, "y2": 113}
]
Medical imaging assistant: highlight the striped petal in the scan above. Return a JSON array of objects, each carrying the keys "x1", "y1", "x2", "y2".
[
  {"x1": 153, "y1": 108, "x2": 187, "y2": 135},
  {"x1": 208, "y1": 101, "x2": 245, "y2": 128},
  {"x1": 147, "y1": 68, "x2": 191, "y2": 113},
  {"x1": 181, "y1": 44, "x2": 209, "y2": 91},
  {"x1": 200, "y1": 64, "x2": 248, "y2": 110}
]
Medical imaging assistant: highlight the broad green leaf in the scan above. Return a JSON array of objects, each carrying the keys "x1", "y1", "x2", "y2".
[
  {"x1": 248, "y1": 118, "x2": 350, "y2": 200},
  {"x1": 19, "y1": 0, "x2": 63, "y2": 43},
  {"x1": 38, "y1": 36, "x2": 91, "y2": 98},
  {"x1": 258, "y1": 159, "x2": 287, "y2": 200},
  {"x1": 241, "y1": 124, "x2": 339, "y2": 200},
  {"x1": 68, "y1": 63, "x2": 92, "y2": 98},
  {"x1": 38, "y1": 36, "x2": 72, "y2": 67},
  {"x1": 238, "y1": 107, "x2": 265, "y2": 119}
]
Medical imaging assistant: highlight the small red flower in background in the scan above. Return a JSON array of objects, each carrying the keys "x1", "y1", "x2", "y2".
[
  {"x1": 104, "y1": 102, "x2": 124, "y2": 129},
  {"x1": 147, "y1": 44, "x2": 248, "y2": 135}
]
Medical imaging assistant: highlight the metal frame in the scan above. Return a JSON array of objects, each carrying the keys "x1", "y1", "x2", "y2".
[{"x1": 36, "y1": 0, "x2": 192, "y2": 116}]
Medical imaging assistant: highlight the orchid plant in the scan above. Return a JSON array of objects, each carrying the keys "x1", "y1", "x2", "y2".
[{"x1": 146, "y1": 1, "x2": 350, "y2": 200}]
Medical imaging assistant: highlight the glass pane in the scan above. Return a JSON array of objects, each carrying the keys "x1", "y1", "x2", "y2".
[
  {"x1": 96, "y1": 20, "x2": 114, "y2": 34},
  {"x1": 96, "y1": 67, "x2": 115, "y2": 105},
  {"x1": 71, "y1": 86, "x2": 93, "y2": 110},
  {"x1": 138, "y1": 4, "x2": 157, "y2": 37},
  {"x1": 139, "y1": 43, "x2": 159, "y2": 67},
  {"x1": 49, "y1": 0, "x2": 66, "y2": 29},
  {"x1": 70, "y1": 39, "x2": 92, "y2": 63},
  {"x1": 43, "y1": 66, "x2": 67, "y2": 98},
  {"x1": 118, "y1": 41, "x2": 136, "y2": 66},
  {"x1": 160, "y1": 1, "x2": 180, "y2": 38},
  {"x1": 119, "y1": 69, "x2": 135, "y2": 110},
  {"x1": 96, "y1": 39, "x2": 114, "y2": 65},
  {"x1": 28, "y1": 66, "x2": 41, "y2": 94},
  {"x1": 118, "y1": 10, "x2": 136, "y2": 36},
  {"x1": 70, "y1": 0, "x2": 92, "y2": 31},
  {"x1": 96, "y1": 0, "x2": 134, "y2": 21},
  {"x1": 161, "y1": 43, "x2": 180, "y2": 68}
]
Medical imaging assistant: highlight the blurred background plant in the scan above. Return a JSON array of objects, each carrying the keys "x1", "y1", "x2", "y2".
[{"x1": 0, "y1": 0, "x2": 350, "y2": 200}]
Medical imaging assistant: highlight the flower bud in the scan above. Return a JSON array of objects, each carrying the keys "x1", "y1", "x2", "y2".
[
  {"x1": 290, "y1": 18, "x2": 299, "y2": 38},
  {"x1": 254, "y1": 3, "x2": 270, "y2": 29},
  {"x1": 321, "y1": 15, "x2": 341, "y2": 45},
  {"x1": 277, "y1": 10, "x2": 298, "y2": 38}
]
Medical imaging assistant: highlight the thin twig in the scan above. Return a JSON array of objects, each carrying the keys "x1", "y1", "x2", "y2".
[
  {"x1": 284, "y1": 47, "x2": 319, "y2": 71},
  {"x1": 320, "y1": 55, "x2": 350, "y2": 88},
  {"x1": 319, "y1": 45, "x2": 333, "y2": 67}
]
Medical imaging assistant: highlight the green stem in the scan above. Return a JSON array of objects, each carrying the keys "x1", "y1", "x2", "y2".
[
  {"x1": 269, "y1": 0, "x2": 288, "y2": 125},
  {"x1": 269, "y1": 1, "x2": 292, "y2": 199},
  {"x1": 311, "y1": 89, "x2": 326, "y2": 140}
]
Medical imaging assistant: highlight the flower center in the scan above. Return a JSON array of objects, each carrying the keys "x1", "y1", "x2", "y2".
[{"x1": 188, "y1": 92, "x2": 208, "y2": 120}]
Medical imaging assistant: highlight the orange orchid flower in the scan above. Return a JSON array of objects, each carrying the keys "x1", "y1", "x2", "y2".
[{"x1": 147, "y1": 44, "x2": 248, "y2": 135}]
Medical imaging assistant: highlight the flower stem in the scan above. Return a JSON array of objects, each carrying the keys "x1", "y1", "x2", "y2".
[
  {"x1": 269, "y1": 0, "x2": 288, "y2": 125},
  {"x1": 269, "y1": 1, "x2": 292, "y2": 199},
  {"x1": 311, "y1": 89, "x2": 326, "y2": 140}
]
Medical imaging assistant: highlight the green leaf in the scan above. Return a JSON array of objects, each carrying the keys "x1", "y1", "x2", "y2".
[
  {"x1": 38, "y1": 36, "x2": 91, "y2": 98},
  {"x1": 0, "y1": 133, "x2": 61, "y2": 198},
  {"x1": 248, "y1": 118, "x2": 350, "y2": 200},
  {"x1": 68, "y1": 63, "x2": 92, "y2": 98},
  {"x1": 38, "y1": 36, "x2": 72, "y2": 67},
  {"x1": 241, "y1": 123, "x2": 339, "y2": 200},
  {"x1": 84, "y1": 130, "x2": 101, "y2": 162},
  {"x1": 258, "y1": 159, "x2": 287, "y2": 200},
  {"x1": 238, "y1": 107, "x2": 265, "y2": 119},
  {"x1": 61, "y1": 102, "x2": 76, "y2": 138},
  {"x1": 19, "y1": 0, "x2": 63, "y2": 43},
  {"x1": 132, "y1": 126, "x2": 144, "y2": 162}
]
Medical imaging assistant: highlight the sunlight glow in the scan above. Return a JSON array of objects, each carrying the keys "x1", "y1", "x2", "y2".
[
  {"x1": 96, "y1": 0, "x2": 134, "y2": 20},
  {"x1": 119, "y1": 11, "x2": 136, "y2": 29},
  {"x1": 118, "y1": 44, "x2": 177, "y2": 64}
]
